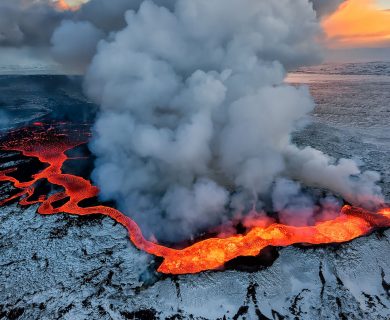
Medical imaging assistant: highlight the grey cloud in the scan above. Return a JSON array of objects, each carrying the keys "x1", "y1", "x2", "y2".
[
  {"x1": 76, "y1": 0, "x2": 174, "y2": 32},
  {"x1": 0, "y1": 0, "x2": 343, "y2": 67},
  {"x1": 49, "y1": 0, "x2": 343, "y2": 72},
  {"x1": 0, "y1": 0, "x2": 343, "y2": 70},
  {"x1": 310, "y1": 0, "x2": 345, "y2": 17},
  {"x1": 0, "y1": 0, "x2": 68, "y2": 47}
]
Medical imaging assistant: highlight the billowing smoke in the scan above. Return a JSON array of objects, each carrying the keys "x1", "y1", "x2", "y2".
[
  {"x1": 0, "y1": 0, "x2": 68, "y2": 47},
  {"x1": 271, "y1": 178, "x2": 342, "y2": 227},
  {"x1": 49, "y1": 0, "x2": 175, "y2": 72},
  {"x1": 50, "y1": 0, "x2": 141, "y2": 72},
  {"x1": 48, "y1": 0, "x2": 344, "y2": 73},
  {"x1": 0, "y1": 0, "x2": 343, "y2": 70},
  {"x1": 80, "y1": 0, "x2": 383, "y2": 241},
  {"x1": 51, "y1": 20, "x2": 104, "y2": 71},
  {"x1": 0, "y1": 0, "x2": 344, "y2": 72},
  {"x1": 1, "y1": 0, "x2": 383, "y2": 241}
]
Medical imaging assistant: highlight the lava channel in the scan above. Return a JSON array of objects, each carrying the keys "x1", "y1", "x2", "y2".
[{"x1": 0, "y1": 123, "x2": 389, "y2": 275}]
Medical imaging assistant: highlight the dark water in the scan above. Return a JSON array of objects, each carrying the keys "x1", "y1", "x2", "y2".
[{"x1": 0, "y1": 75, "x2": 97, "y2": 130}]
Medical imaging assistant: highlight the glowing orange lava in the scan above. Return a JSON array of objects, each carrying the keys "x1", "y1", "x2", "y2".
[{"x1": 0, "y1": 123, "x2": 389, "y2": 275}]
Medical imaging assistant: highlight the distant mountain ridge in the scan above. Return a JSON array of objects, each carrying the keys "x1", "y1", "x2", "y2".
[{"x1": 295, "y1": 61, "x2": 390, "y2": 76}]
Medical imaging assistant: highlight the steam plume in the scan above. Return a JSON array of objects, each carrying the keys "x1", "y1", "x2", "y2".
[
  {"x1": 81, "y1": 0, "x2": 382, "y2": 241},
  {"x1": 0, "y1": 0, "x2": 383, "y2": 241}
]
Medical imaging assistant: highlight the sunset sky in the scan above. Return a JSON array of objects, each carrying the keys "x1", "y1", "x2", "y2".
[
  {"x1": 323, "y1": 0, "x2": 390, "y2": 48},
  {"x1": 60, "y1": 0, "x2": 88, "y2": 7},
  {"x1": 61, "y1": 0, "x2": 390, "y2": 50},
  {"x1": 0, "y1": 0, "x2": 389, "y2": 71}
]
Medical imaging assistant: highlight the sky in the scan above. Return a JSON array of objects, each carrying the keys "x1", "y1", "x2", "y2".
[
  {"x1": 0, "y1": 0, "x2": 389, "y2": 72},
  {"x1": 60, "y1": 0, "x2": 88, "y2": 7},
  {"x1": 377, "y1": 0, "x2": 390, "y2": 8},
  {"x1": 322, "y1": 0, "x2": 390, "y2": 61},
  {"x1": 323, "y1": 0, "x2": 390, "y2": 48},
  {"x1": 57, "y1": 0, "x2": 390, "y2": 50},
  {"x1": 56, "y1": 0, "x2": 390, "y2": 63}
]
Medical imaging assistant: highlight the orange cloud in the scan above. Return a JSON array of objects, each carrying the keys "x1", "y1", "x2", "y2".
[
  {"x1": 322, "y1": 0, "x2": 390, "y2": 48},
  {"x1": 54, "y1": 0, "x2": 80, "y2": 11}
]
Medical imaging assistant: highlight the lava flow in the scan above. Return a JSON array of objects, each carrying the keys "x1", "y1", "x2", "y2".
[{"x1": 0, "y1": 123, "x2": 389, "y2": 275}]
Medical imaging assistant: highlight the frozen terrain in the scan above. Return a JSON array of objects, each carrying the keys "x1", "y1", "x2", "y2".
[{"x1": 1, "y1": 62, "x2": 390, "y2": 319}]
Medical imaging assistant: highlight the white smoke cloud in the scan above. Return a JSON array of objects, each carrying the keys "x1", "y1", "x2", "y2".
[
  {"x1": 83, "y1": 0, "x2": 383, "y2": 242},
  {"x1": 161, "y1": 179, "x2": 229, "y2": 239},
  {"x1": 284, "y1": 145, "x2": 383, "y2": 208},
  {"x1": 1, "y1": 0, "x2": 381, "y2": 241},
  {"x1": 49, "y1": 0, "x2": 177, "y2": 72},
  {"x1": 51, "y1": 20, "x2": 104, "y2": 72}
]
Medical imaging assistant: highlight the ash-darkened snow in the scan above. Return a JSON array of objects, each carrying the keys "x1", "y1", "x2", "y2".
[{"x1": 0, "y1": 62, "x2": 390, "y2": 319}]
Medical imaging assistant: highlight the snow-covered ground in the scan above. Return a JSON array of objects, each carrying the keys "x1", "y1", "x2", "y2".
[
  {"x1": 1, "y1": 202, "x2": 390, "y2": 319},
  {"x1": 1, "y1": 64, "x2": 390, "y2": 319}
]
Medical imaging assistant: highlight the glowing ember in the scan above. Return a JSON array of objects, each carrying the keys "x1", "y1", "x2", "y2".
[{"x1": 0, "y1": 123, "x2": 389, "y2": 275}]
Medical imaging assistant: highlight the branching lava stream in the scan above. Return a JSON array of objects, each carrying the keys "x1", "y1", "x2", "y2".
[{"x1": 0, "y1": 123, "x2": 389, "y2": 275}]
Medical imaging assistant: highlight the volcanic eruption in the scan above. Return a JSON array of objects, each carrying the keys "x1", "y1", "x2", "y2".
[
  {"x1": 81, "y1": 0, "x2": 383, "y2": 242},
  {"x1": 0, "y1": 0, "x2": 389, "y2": 276},
  {"x1": 0, "y1": 122, "x2": 389, "y2": 275}
]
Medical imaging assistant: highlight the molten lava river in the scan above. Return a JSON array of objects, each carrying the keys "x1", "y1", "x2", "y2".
[{"x1": 0, "y1": 123, "x2": 389, "y2": 275}]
